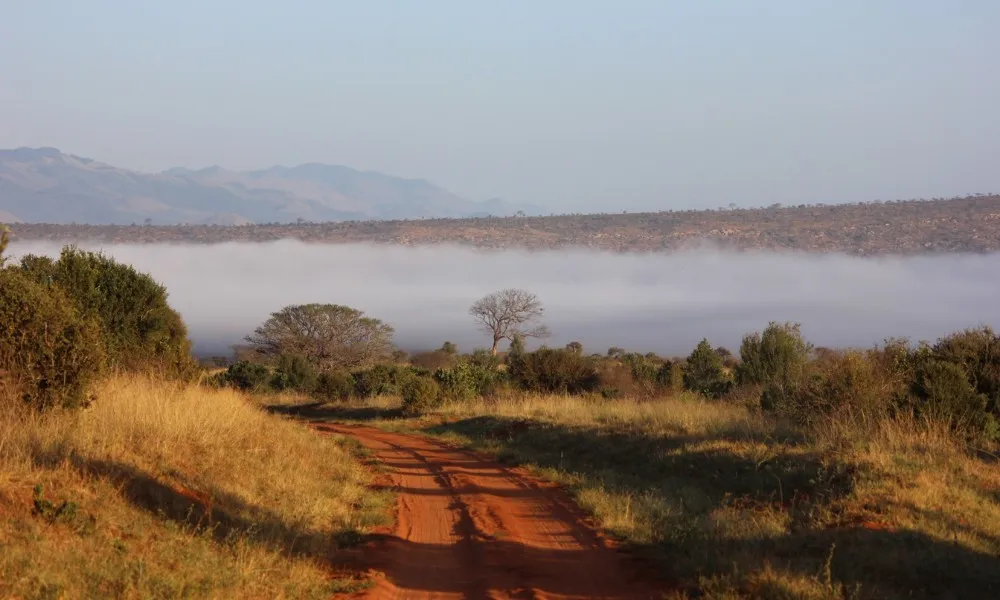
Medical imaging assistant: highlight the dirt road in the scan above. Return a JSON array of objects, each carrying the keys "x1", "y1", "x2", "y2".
[{"x1": 315, "y1": 423, "x2": 665, "y2": 599}]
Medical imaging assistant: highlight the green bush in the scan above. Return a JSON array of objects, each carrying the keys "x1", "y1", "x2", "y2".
[
  {"x1": 18, "y1": 247, "x2": 195, "y2": 377},
  {"x1": 0, "y1": 269, "x2": 104, "y2": 410},
  {"x1": 683, "y1": 339, "x2": 731, "y2": 398},
  {"x1": 909, "y1": 358, "x2": 989, "y2": 429},
  {"x1": 737, "y1": 322, "x2": 812, "y2": 409},
  {"x1": 401, "y1": 377, "x2": 441, "y2": 416},
  {"x1": 622, "y1": 352, "x2": 660, "y2": 385},
  {"x1": 270, "y1": 354, "x2": 318, "y2": 392},
  {"x1": 510, "y1": 348, "x2": 598, "y2": 394},
  {"x1": 218, "y1": 361, "x2": 271, "y2": 393},
  {"x1": 352, "y1": 364, "x2": 417, "y2": 398},
  {"x1": 736, "y1": 322, "x2": 811, "y2": 386},
  {"x1": 313, "y1": 371, "x2": 355, "y2": 402},
  {"x1": 434, "y1": 360, "x2": 501, "y2": 401},
  {"x1": 930, "y1": 327, "x2": 1000, "y2": 417}
]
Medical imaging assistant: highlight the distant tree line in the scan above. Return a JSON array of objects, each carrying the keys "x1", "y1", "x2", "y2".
[{"x1": 207, "y1": 283, "x2": 1000, "y2": 444}]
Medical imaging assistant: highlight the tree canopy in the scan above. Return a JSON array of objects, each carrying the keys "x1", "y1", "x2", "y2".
[
  {"x1": 16, "y1": 246, "x2": 194, "y2": 376},
  {"x1": 469, "y1": 288, "x2": 550, "y2": 355},
  {"x1": 245, "y1": 303, "x2": 395, "y2": 372}
]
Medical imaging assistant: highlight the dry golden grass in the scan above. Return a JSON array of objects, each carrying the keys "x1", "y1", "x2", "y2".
[
  {"x1": 0, "y1": 375, "x2": 388, "y2": 599},
  {"x1": 298, "y1": 391, "x2": 1000, "y2": 599}
]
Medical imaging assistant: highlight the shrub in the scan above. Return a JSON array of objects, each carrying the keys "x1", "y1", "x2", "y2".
[
  {"x1": 683, "y1": 339, "x2": 731, "y2": 398},
  {"x1": 401, "y1": 377, "x2": 441, "y2": 416},
  {"x1": 434, "y1": 360, "x2": 501, "y2": 401},
  {"x1": 930, "y1": 327, "x2": 1000, "y2": 416},
  {"x1": 313, "y1": 371, "x2": 355, "y2": 402},
  {"x1": 655, "y1": 361, "x2": 686, "y2": 394},
  {"x1": 270, "y1": 354, "x2": 318, "y2": 392},
  {"x1": 594, "y1": 361, "x2": 635, "y2": 398},
  {"x1": 736, "y1": 322, "x2": 812, "y2": 387},
  {"x1": 409, "y1": 349, "x2": 456, "y2": 371},
  {"x1": 908, "y1": 355, "x2": 998, "y2": 441},
  {"x1": 18, "y1": 247, "x2": 195, "y2": 377},
  {"x1": 0, "y1": 269, "x2": 104, "y2": 410},
  {"x1": 468, "y1": 348, "x2": 501, "y2": 370},
  {"x1": 352, "y1": 364, "x2": 416, "y2": 398},
  {"x1": 218, "y1": 361, "x2": 271, "y2": 392},
  {"x1": 510, "y1": 348, "x2": 598, "y2": 394},
  {"x1": 737, "y1": 322, "x2": 812, "y2": 409}
]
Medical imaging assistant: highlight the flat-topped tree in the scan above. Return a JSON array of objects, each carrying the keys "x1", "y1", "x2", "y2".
[
  {"x1": 245, "y1": 303, "x2": 394, "y2": 372},
  {"x1": 469, "y1": 288, "x2": 550, "y2": 356}
]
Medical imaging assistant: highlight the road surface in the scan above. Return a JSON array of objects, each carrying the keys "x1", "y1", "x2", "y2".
[{"x1": 315, "y1": 423, "x2": 666, "y2": 599}]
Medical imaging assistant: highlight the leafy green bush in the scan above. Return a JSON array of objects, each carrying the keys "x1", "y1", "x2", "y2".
[
  {"x1": 902, "y1": 329, "x2": 1000, "y2": 441},
  {"x1": 433, "y1": 360, "x2": 501, "y2": 401},
  {"x1": 737, "y1": 322, "x2": 812, "y2": 409},
  {"x1": 313, "y1": 371, "x2": 355, "y2": 402},
  {"x1": 352, "y1": 364, "x2": 417, "y2": 398},
  {"x1": 930, "y1": 327, "x2": 1000, "y2": 414},
  {"x1": 0, "y1": 269, "x2": 104, "y2": 410},
  {"x1": 217, "y1": 361, "x2": 271, "y2": 393},
  {"x1": 401, "y1": 377, "x2": 441, "y2": 416},
  {"x1": 736, "y1": 322, "x2": 811, "y2": 386},
  {"x1": 909, "y1": 358, "x2": 989, "y2": 430},
  {"x1": 683, "y1": 339, "x2": 731, "y2": 398},
  {"x1": 510, "y1": 348, "x2": 598, "y2": 394},
  {"x1": 270, "y1": 354, "x2": 318, "y2": 392},
  {"x1": 18, "y1": 247, "x2": 195, "y2": 377}
]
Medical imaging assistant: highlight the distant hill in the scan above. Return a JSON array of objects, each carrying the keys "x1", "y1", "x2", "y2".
[
  {"x1": 0, "y1": 147, "x2": 541, "y2": 224},
  {"x1": 8, "y1": 195, "x2": 1000, "y2": 256}
]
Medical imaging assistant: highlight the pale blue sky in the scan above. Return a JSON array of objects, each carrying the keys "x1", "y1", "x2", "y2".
[{"x1": 2, "y1": 1, "x2": 999, "y2": 211}]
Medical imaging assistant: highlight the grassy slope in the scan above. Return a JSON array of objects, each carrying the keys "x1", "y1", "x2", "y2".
[
  {"x1": 282, "y1": 393, "x2": 1000, "y2": 599},
  {"x1": 0, "y1": 376, "x2": 390, "y2": 599}
]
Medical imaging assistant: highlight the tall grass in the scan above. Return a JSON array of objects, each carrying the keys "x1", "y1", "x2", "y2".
[
  {"x1": 0, "y1": 375, "x2": 388, "y2": 599},
  {"x1": 310, "y1": 390, "x2": 1000, "y2": 599}
]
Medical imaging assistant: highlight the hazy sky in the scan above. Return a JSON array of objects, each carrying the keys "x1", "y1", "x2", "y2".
[{"x1": 3, "y1": 1, "x2": 999, "y2": 211}]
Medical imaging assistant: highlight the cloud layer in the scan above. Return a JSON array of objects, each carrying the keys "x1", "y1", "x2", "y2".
[{"x1": 9, "y1": 241, "x2": 1000, "y2": 358}]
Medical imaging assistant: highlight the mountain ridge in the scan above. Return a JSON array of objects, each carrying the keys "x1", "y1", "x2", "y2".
[{"x1": 0, "y1": 147, "x2": 541, "y2": 224}]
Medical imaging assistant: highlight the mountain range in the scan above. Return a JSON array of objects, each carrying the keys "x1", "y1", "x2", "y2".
[{"x1": 0, "y1": 147, "x2": 541, "y2": 225}]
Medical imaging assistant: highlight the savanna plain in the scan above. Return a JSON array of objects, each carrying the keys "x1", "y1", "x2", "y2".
[{"x1": 1, "y1": 224, "x2": 999, "y2": 599}]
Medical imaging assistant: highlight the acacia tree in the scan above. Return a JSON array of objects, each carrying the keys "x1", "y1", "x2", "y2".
[
  {"x1": 469, "y1": 288, "x2": 550, "y2": 355},
  {"x1": 245, "y1": 303, "x2": 394, "y2": 371}
]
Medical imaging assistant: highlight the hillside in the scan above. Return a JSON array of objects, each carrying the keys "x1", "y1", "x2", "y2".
[
  {"x1": 0, "y1": 147, "x2": 538, "y2": 224},
  {"x1": 7, "y1": 194, "x2": 1000, "y2": 256}
]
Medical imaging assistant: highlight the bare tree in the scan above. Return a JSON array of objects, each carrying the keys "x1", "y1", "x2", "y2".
[
  {"x1": 245, "y1": 303, "x2": 394, "y2": 371},
  {"x1": 469, "y1": 288, "x2": 550, "y2": 355}
]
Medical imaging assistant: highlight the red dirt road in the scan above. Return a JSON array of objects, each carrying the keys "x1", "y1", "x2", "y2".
[{"x1": 316, "y1": 423, "x2": 666, "y2": 599}]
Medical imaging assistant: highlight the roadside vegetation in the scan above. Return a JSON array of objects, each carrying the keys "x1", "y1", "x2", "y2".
[
  {"x1": 4, "y1": 225, "x2": 999, "y2": 598},
  {"x1": 0, "y1": 233, "x2": 388, "y2": 598},
  {"x1": 230, "y1": 285, "x2": 1000, "y2": 599}
]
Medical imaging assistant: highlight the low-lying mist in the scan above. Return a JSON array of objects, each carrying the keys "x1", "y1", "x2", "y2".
[{"x1": 9, "y1": 240, "x2": 1000, "y2": 358}]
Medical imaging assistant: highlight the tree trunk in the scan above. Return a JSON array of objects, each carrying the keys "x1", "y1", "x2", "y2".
[{"x1": 491, "y1": 337, "x2": 500, "y2": 356}]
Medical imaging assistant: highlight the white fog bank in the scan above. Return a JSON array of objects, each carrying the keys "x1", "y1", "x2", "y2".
[{"x1": 8, "y1": 241, "x2": 1000, "y2": 358}]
